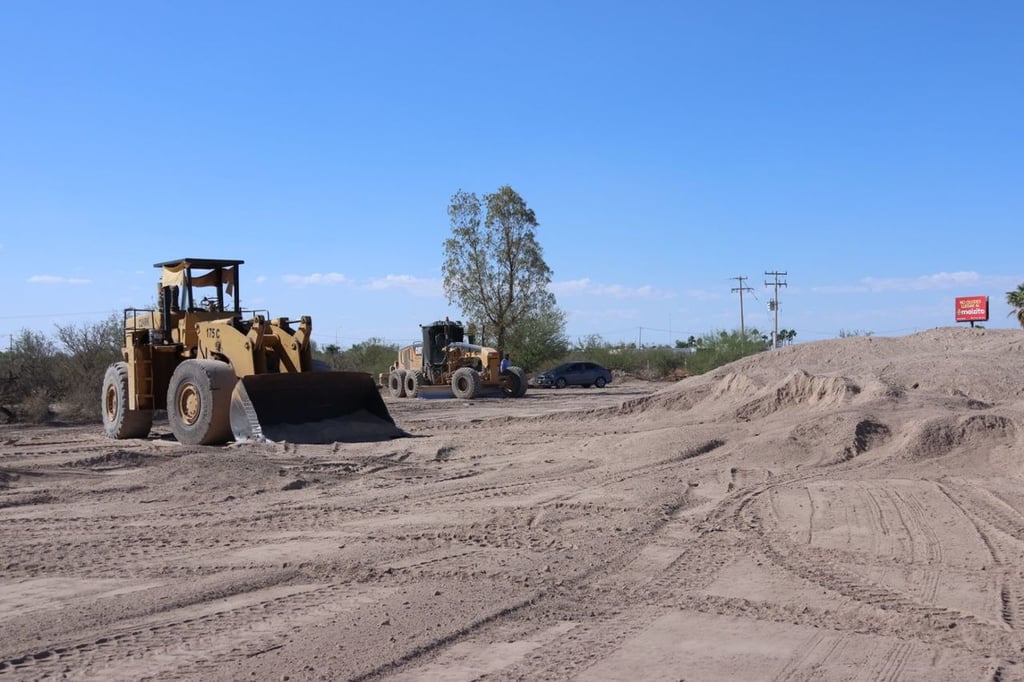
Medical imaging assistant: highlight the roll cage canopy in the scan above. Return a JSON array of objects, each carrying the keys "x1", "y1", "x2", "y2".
[{"x1": 153, "y1": 258, "x2": 245, "y2": 314}]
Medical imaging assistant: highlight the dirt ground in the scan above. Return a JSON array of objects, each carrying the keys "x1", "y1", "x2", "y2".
[{"x1": 3, "y1": 326, "x2": 1024, "y2": 681}]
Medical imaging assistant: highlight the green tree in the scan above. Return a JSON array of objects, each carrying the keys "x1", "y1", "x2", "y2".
[
  {"x1": 504, "y1": 301, "x2": 569, "y2": 371},
  {"x1": 442, "y1": 186, "x2": 562, "y2": 354},
  {"x1": 1006, "y1": 283, "x2": 1024, "y2": 328}
]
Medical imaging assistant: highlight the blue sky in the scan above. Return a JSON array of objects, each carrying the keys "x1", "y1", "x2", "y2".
[{"x1": 1, "y1": 1, "x2": 1021, "y2": 350}]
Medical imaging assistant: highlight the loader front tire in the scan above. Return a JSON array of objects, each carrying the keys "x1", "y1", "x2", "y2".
[
  {"x1": 404, "y1": 370, "x2": 423, "y2": 398},
  {"x1": 501, "y1": 366, "x2": 528, "y2": 398},
  {"x1": 101, "y1": 362, "x2": 153, "y2": 439},
  {"x1": 388, "y1": 370, "x2": 406, "y2": 398},
  {"x1": 167, "y1": 359, "x2": 236, "y2": 446},
  {"x1": 452, "y1": 367, "x2": 481, "y2": 400}
]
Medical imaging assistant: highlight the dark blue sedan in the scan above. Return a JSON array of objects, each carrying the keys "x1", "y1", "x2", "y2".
[{"x1": 533, "y1": 361, "x2": 612, "y2": 389}]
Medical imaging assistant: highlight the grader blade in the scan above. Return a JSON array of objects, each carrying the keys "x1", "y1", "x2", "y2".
[{"x1": 230, "y1": 372, "x2": 401, "y2": 444}]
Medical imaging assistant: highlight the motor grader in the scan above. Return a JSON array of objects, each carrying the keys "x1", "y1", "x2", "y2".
[
  {"x1": 385, "y1": 319, "x2": 527, "y2": 399},
  {"x1": 101, "y1": 258, "x2": 394, "y2": 445}
]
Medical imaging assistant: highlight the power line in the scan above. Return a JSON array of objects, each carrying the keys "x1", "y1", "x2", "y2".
[
  {"x1": 764, "y1": 270, "x2": 788, "y2": 349},
  {"x1": 730, "y1": 276, "x2": 754, "y2": 337},
  {"x1": 0, "y1": 310, "x2": 113, "y2": 321}
]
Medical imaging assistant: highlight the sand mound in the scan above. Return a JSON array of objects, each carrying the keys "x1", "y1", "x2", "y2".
[
  {"x1": 582, "y1": 328, "x2": 1024, "y2": 474},
  {"x1": 787, "y1": 414, "x2": 892, "y2": 465},
  {"x1": 902, "y1": 413, "x2": 1018, "y2": 462},
  {"x1": 131, "y1": 450, "x2": 287, "y2": 498},
  {"x1": 735, "y1": 370, "x2": 861, "y2": 420},
  {"x1": 62, "y1": 449, "x2": 158, "y2": 470},
  {"x1": 710, "y1": 372, "x2": 763, "y2": 402}
]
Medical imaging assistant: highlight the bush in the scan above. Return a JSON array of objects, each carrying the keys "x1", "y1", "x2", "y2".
[
  {"x1": 314, "y1": 338, "x2": 399, "y2": 378},
  {"x1": 680, "y1": 330, "x2": 769, "y2": 376},
  {"x1": 55, "y1": 314, "x2": 123, "y2": 420},
  {"x1": 0, "y1": 315, "x2": 122, "y2": 422},
  {"x1": 19, "y1": 387, "x2": 52, "y2": 424},
  {"x1": 6, "y1": 329, "x2": 61, "y2": 405},
  {"x1": 536, "y1": 329, "x2": 768, "y2": 381}
]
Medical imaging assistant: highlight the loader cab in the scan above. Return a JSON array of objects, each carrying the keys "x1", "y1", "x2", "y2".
[
  {"x1": 154, "y1": 258, "x2": 245, "y2": 346},
  {"x1": 155, "y1": 258, "x2": 243, "y2": 315}
]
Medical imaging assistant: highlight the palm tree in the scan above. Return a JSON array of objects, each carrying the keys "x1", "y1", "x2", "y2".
[{"x1": 1007, "y1": 284, "x2": 1024, "y2": 328}]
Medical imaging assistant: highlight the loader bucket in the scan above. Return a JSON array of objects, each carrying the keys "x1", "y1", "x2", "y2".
[{"x1": 230, "y1": 371, "x2": 403, "y2": 444}]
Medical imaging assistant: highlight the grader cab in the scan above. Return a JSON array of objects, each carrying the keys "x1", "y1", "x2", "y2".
[{"x1": 102, "y1": 258, "x2": 395, "y2": 445}]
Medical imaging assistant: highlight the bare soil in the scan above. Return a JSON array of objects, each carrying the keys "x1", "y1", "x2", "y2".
[{"x1": 3, "y1": 327, "x2": 1024, "y2": 680}]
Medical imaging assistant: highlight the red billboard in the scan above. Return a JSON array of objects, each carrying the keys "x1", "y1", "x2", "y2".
[{"x1": 955, "y1": 296, "x2": 989, "y2": 322}]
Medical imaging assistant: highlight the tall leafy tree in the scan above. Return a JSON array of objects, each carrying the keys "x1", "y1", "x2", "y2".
[
  {"x1": 443, "y1": 186, "x2": 560, "y2": 353},
  {"x1": 504, "y1": 301, "x2": 569, "y2": 371},
  {"x1": 1007, "y1": 283, "x2": 1024, "y2": 328}
]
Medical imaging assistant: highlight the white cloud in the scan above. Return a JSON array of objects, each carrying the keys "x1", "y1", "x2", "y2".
[
  {"x1": 684, "y1": 288, "x2": 722, "y2": 301},
  {"x1": 862, "y1": 271, "x2": 982, "y2": 292},
  {"x1": 550, "y1": 278, "x2": 674, "y2": 299},
  {"x1": 570, "y1": 307, "x2": 641, "y2": 322},
  {"x1": 255, "y1": 275, "x2": 268, "y2": 284},
  {"x1": 282, "y1": 272, "x2": 351, "y2": 287},
  {"x1": 810, "y1": 284, "x2": 870, "y2": 294},
  {"x1": 28, "y1": 275, "x2": 90, "y2": 285},
  {"x1": 365, "y1": 274, "x2": 443, "y2": 297},
  {"x1": 814, "y1": 271, "x2": 1022, "y2": 294}
]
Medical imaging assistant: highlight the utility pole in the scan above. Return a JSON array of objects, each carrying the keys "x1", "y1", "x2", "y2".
[
  {"x1": 730, "y1": 276, "x2": 754, "y2": 338},
  {"x1": 764, "y1": 271, "x2": 788, "y2": 349}
]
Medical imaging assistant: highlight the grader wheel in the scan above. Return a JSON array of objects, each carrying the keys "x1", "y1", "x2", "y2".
[
  {"x1": 501, "y1": 366, "x2": 528, "y2": 398},
  {"x1": 451, "y1": 367, "x2": 481, "y2": 399},
  {"x1": 404, "y1": 370, "x2": 423, "y2": 398},
  {"x1": 388, "y1": 370, "x2": 406, "y2": 398}
]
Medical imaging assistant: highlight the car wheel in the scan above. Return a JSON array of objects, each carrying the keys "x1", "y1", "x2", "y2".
[
  {"x1": 555, "y1": 377, "x2": 567, "y2": 389},
  {"x1": 595, "y1": 376, "x2": 606, "y2": 388}
]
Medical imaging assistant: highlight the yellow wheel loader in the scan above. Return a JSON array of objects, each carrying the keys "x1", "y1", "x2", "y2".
[
  {"x1": 101, "y1": 258, "x2": 396, "y2": 445},
  {"x1": 386, "y1": 319, "x2": 528, "y2": 400}
]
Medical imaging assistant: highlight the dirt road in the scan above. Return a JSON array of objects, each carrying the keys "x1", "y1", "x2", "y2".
[{"x1": 3, "y1": 329, "x2": 1024, "y2": 680}]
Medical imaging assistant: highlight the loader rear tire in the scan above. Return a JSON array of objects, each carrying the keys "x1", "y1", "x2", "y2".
[
  {"x1": 388, "y1": 370, "x2": 406, "y2": 398},
  {"x1": 404, "y1": 370, "x2": 423, "y2": 398},
  {"x1": 101, "y1": 362, "x2": 153, "y2": 439},
  {"x1": 452, "y1": 367, "x2": 481, "y2": 399},
  {"x1": 167, "y1": 359, "x2": 236, "y2": 446},
  {"x1": 501, "y1": 366, "x2": 528, "y2": 398}
]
